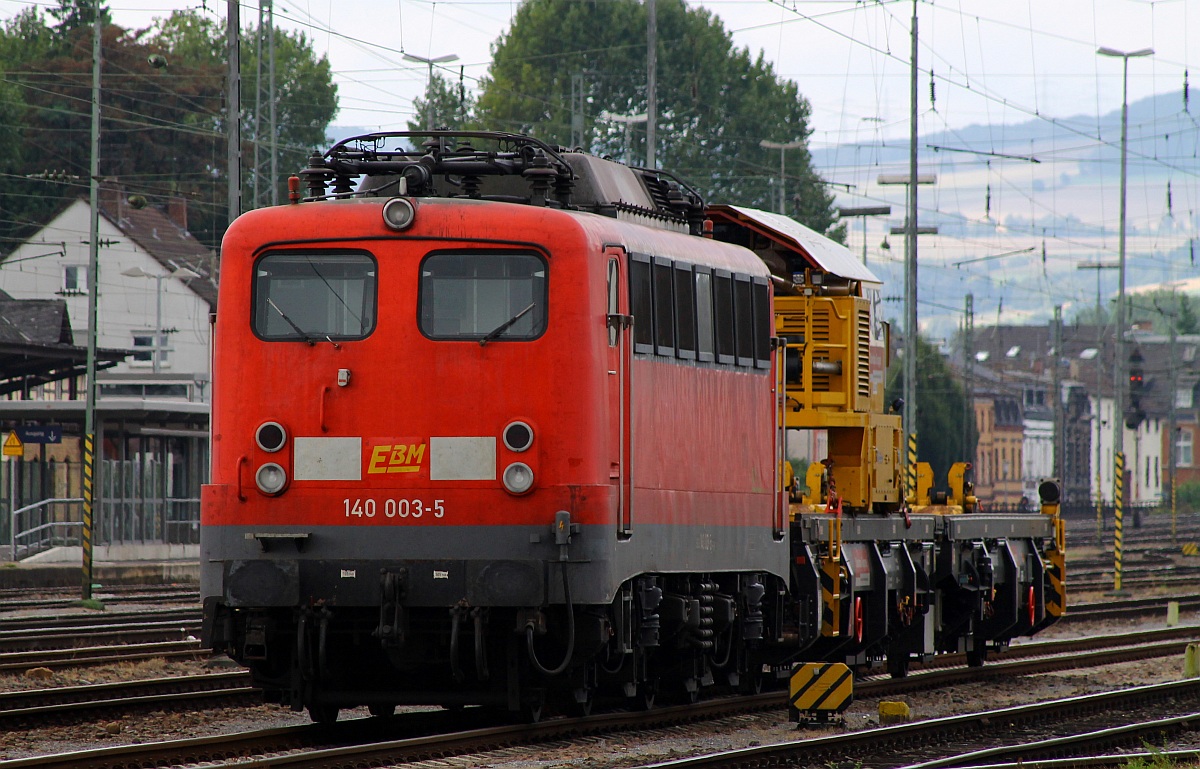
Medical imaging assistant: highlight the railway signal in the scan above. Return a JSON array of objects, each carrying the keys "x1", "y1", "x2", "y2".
[{"x1": 1125, "y1": 348, "x2": 1146, "y2": 429}]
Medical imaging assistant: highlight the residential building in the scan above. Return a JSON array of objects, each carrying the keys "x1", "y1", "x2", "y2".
[{"x1": 0, "y1": 187, "x2": 217, "y2": 558}]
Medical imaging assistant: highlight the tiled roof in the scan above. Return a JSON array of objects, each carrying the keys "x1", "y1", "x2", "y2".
[
  {"x1": 97, "y1": 190, "x2": 218, "y2": 309},
  {"x1": 0, "y1": 299, "x2": 72, "y2": 345}
]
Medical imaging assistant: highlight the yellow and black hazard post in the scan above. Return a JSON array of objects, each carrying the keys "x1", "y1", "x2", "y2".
[
  {"x1": 820, "y1": 467, "x2": 843, "y2": 638},
  {"x1": 1113, "y1": 452, "x2": 1124, "y2": 593},
  {"x1": 789, "y1": 662, "x2": 853, "y2": 724},
  {"x1": 906, "y1": 433, "x2": 918, "y2": 503},
  {"x1": 1038, "y1": 480, "x2": 1066, "y2": 621},
  {"x1": 1183, "y1": 543, "x2": 1199, "y2": 557},
  {"x1": 82, "y1": 434, "x2": 95, "y2": 600}
]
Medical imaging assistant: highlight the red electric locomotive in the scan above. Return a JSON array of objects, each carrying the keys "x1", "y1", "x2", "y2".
[
  {"x1": 202, "y1": 131, "x2": 1065, "y2": 722},
  {"x1": 203, "y1": 132, "x2": 788, "y2": 720}
]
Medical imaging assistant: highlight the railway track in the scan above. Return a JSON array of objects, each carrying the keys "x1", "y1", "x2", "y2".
[
  {"x1": 0, "y1": 624, "x2": 1187, "y2": 732},
  {"x1": 0, "y1": 593, "x2": 1187, "y2": 677},
  {"x1": 641, "y1": 680, "x2": 1200, "y2": 769},
  {"x1": 3, "y1": 630, "x2": 1192, "y2": 768},
  {"x1": 0, "y1": 586, "x2": 199, "y2": 613}
]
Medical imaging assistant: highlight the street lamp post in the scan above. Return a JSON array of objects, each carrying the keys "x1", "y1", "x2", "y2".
[
  {"x1": 121, "y1": 266, "x2": 201, "y2": 374},
  {"x1": 878, "y1": 173, "x2": 936, "y2": 498},
  {"x1": 837, "y1": 206, "x2": 892, "y2": 266},
  {"x1": 600, "y1": 111, "x2": 648, "y2": 165},
  {"x1": 1097, "y1": 45, "x2": 1152, "y2": 593},
  {"x1": 403, "y1": 52, "x2": 460, "y2": 131},
  {"x1": 1077, "y1": 260, "x2": 1119, "y2": 546},
  {"x1": 1096, "y1": 45, "x2": 1152, "y2": 472},
  {"x1": 759, "y1": 140, "x2": 804, "y2": 215}
]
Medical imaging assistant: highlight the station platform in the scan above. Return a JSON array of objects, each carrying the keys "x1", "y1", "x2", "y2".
[{"x1": 0, "y1": 544, "x2": 200, "y2": 589}]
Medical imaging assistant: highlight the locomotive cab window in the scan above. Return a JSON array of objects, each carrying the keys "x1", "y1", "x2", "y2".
[
  {"x1": 419, "y1": 252, "x2": 547, "y2": 341},
  {"x1": 253, "y1": 251, "x2": 377, "y2": 341}
]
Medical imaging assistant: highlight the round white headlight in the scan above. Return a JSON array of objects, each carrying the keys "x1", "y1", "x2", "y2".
[
  {"x1": 502, "y1": 462, "x2": 534, "y2": 495},
  {"x1": 255, "y1": 463, "x2": 288, "y2": 495},
  {"x1": 382, "y1": 197, "x2": 416, "y2": 231}
]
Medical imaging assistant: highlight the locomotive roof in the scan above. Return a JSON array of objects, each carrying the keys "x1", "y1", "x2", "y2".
[
  {"x1": 299, "y1": 131, "x2": 706, "y2": 236},
  {"x1": 707, "y1": 205, "x2": 881, "y2": 286}
]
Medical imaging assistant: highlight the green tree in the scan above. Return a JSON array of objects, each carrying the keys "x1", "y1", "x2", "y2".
[
  {"x1": 885, "y1": 335, "x2": 975, "y2": 487},
  {"x1": 409, "y1": 71, "x2": 479, "y2": 133},
  {"x1": 0, "y1": 7, "x2": 337, "y2": 253},
  {"x1": 237, "y1": 20, "x2": 339, "y2": 206},
  {"x1": 475, "y1": 0, "x2": 841, "y2": 238},
  {"x1": 150, "y1": 10, "x2": 338, "y2": 225},
  {"x1": 1179, "y1": 294, "x2": 1199, "y2": 335}
]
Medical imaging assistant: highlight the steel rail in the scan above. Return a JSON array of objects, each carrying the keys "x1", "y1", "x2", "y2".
[
  {"x1": 638, "y1": 679, "x2": 1200, "y2": 769},
  {"x1": 899, "y1": 711, "x2": 1200, "y2": 769},
  {"x1": 8, "y1": 640, "x2": 1191, "y2": 769},
  {"x1": 0, "y1": 640, "x2": 205, "y2": 671}
]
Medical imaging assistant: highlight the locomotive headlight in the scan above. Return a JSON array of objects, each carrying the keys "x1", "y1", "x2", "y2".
[
  {"x1": 502, "y1": 462, "x2": 534, "y2": 495},
  {"x1": 382, "y1": 197, "x2": 416, "y2": 231},
  {"x1": 256, "y1": 421, "x2": 287, "y2": 453},
  {"x1": 255, "y1": 463, "x2": 288, "y2": 495},
  {"x1": 503, "y1": 421, "x2": 534, "y2": 452}
]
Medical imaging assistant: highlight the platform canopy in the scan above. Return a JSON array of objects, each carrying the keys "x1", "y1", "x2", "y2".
[{"x1": 0, "y1": 296, "x2": 126, "y2": 396}]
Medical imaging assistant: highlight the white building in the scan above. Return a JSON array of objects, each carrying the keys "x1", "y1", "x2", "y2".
[
  {"x1": 0, "y1": 187, "x2": 217, "y2": 556},
  {"x1": 0, "y1": 187, "x2": 216, "y2": 401},
  {"x1": 1089, "y1": 395, "x2": 1163, "y2": 506},
  {"x1": 1021, "y1": 412, "x2": 1054, "y2": 500}
]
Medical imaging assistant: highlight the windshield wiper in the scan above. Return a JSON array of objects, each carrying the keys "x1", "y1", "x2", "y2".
[
  {"x1": 479, "y1": 302, "x2": 535, "y2": 346},
  {"x1": 268, "y1": 298, "x2": 315, "y2": 344}
]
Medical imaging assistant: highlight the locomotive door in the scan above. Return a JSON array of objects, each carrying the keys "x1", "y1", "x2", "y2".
[{"x1": 605, "y1": 249, "x2": 633, "y2": 537}]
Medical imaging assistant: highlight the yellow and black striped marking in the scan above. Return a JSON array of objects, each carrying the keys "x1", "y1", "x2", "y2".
[
  {"x1": 906, "y1": 433, "x2": 918, "y2": 502},
  {"x1": 82, "y1": 433, "x2": 95, "y2": 599},
  {"x1": 820, "y1": 557, "x2": 842, "y2": 637},
  {"x1": 789, "y1": 662, "x2": 853, "y2": 721},
  {"x1": 1183, "y1": 543, "x2": 1199, "y2": 557},
  {"x1": 1113, "y1": 452, "x2": 1124, "y2": 592},
  {"x1": 1044, "y1": 513, "x2": 1066, "y2": 618}
]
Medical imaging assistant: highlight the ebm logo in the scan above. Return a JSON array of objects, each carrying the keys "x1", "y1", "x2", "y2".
[{"x1": 367, "y1": 442, "x2": 426, "y2": 474}]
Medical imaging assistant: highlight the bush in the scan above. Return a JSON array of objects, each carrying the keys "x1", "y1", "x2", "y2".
[{"x1": 1174, "y1": 481, "x2": 1200, "y2": 514}]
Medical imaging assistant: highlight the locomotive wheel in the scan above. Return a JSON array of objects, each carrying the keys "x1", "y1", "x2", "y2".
[
  {"x1": 307, "y1": 703, "x2": 340, "y2": 724},
  {"x1": 887, "y1": 656, "x2": 910, "y2": 678},
  {"x1": 570, "y1": 687, "x2": 594, "y2": 717},
  {"x1": 368, "y1": 704, "x2": 396, "y2": 717},
  {"x1": 638, "y1": 680, "x2": 658, "y2": 711},
  {"x1": 966, "y1": 647, "x2": 987, "y2": 667},
  {"x1": 521, "y1": 690, "x2": 547, "y2": 723},
  {"x1": 739, "y1": 670, "x2": 764, "y2": 694}
]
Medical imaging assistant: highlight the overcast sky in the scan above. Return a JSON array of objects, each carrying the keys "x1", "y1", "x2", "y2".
[
  {"x1": 5, "y1": 0, "x2": 1197, "y2": 330},
  {"x1": 4, "y1": 0, "x2": 1194, "y2": 141}
]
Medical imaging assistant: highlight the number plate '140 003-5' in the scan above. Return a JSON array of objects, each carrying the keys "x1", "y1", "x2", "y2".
[{"x1": 343, "y1": 498, "x2": 445, "y2": 519}]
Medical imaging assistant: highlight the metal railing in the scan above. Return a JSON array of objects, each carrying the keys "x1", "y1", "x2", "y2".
[
  {"x1": 11, "y1": 498, "x2": 83, "y2": 561},
  {"x1": 8, "y1": 496, "x2": 201, "y2": 561}
]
